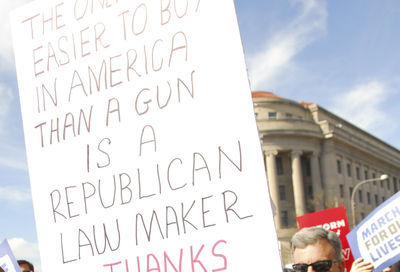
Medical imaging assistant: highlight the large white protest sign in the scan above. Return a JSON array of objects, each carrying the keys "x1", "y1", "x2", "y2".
[
  {"x1": 11, "y1": 0, "x2": 282, "y2": 271},
  {"x1": 347, "y1": 191, "x2": 400, "y2": 272}
]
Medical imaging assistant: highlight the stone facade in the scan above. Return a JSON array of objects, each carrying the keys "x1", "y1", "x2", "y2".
[{"x1": 252, "y1": 91, "x2": 400, "y2": 265}]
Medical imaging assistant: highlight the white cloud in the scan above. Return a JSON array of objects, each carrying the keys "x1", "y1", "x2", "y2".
[
  {"x1": 330, "y1": 81, "x2": 392, "y2": 133},
  {"x1": 247, "y1": 0, "x2": 327, "y2": 89},
  {"x1": 0, "y1": 82, "x2": 27, "y2": 171},
  {"x1": 0, "y1": 186, "x2": 31, "y2": 202},
  {"x1": 8, "y1": 238, "x2": 41, "y2": 272},
  {"x1": 0, "y1": 156, "x2": 28, "y2": 171},
  {"x1": 0, "y1": 0, "x2": 33, "y2": 68},
  {"x1": 0, "y1": 142, "x2": 28, "y2": 171},
  {"x1": 8, "y1": 238, "x2": 38, "y2": 259},
  {"x1": 0, "y1": 82, "x2": 14, "y2": 133}
]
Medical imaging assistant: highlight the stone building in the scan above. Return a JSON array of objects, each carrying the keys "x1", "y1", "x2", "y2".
[{"x1": 252, "y1": 91, "x2": 400, "y2": 264}]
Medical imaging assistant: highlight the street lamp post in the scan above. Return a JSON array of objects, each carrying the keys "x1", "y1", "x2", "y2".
[{"x1": 351, "y1": 174, "x2": 389, "y2": 228}]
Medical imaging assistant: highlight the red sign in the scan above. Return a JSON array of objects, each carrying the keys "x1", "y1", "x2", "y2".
[{"x1": 296, "y1": 206, "x2": 354, "y2": 272}]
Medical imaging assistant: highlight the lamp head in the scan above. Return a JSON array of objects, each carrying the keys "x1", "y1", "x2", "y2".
[{"x1": 380, "y1": 174, "x2": 389, "y2": 180}]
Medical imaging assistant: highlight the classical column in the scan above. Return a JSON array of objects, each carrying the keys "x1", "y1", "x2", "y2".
[
  {"x1": 291, "y1": 150, "x2": 306, "y2": 216},
  {"x1": 321, "y1": 140, "x2": 337, "y2": 208},
  {"x1": 311, "y1": 152, "x2": 324, "y2": 210},
  {"x1": 265, "y1": 150, "x2": 281, "y2": 229}
]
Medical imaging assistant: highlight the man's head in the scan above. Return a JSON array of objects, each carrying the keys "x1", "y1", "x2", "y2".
[
  {"x1": 17, "y1": 260, "x2": 34, "y2": 272},
  {"x1": 291, "y1": 227, "x2": 345, "y2": 272}
]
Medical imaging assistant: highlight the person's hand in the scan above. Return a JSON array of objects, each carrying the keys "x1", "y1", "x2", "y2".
[
  {"x1": 350, "y1": 258, "x2": 374, "y2": 272},
  {"x1": 382, "y1": 267, "x2": 392, "y2": 272}
]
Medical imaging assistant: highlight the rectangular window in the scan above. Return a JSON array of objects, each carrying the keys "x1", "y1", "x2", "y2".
[
  {"x1": 367, "y1": 192, "x2": 371, "y2": 205},
  {"x1": 339, "y1": 184, "x2": 344, "y2": 198},
  {"x1": 349, "y1": 187, "x2": 353, "y2": 200},
  {"x1": 356, "y1": 167, "x2": 361, "y2": 180},
  {"x1": 279, "y1": 185, "x2": 286, "y2": 201},
  {"x1": 285, "y1": 113, "x2": 293, "y2": 119},
  {"x1": 372, "y1": 173, "x2": 376, "y2": 185},
  {"x1": 375, "y1": 194, "x2": 379, "y2": 205},
  {"x1": 361, "y1": 212, "x2": 365, "y2": 219},
  {"x1": 276, "y1": 156, "x2": 284, "y2": 175},
  {"x1": 381, "y1": 180, "x2": 384, "y2": 188},
  {"x1": 308, "y1": 185, "x2": 314, "y2": 199},
  {"x1": 268, "y1": 112, "x2": 277, "y2": 119},
  {"x1": 364, "y1": 170, "x2": 369, "y2": 180},
  {"x1": 387, "y1": 179, "x2": 391, "y2": 190},
  {"x1": 347, "y1": 163, "x2": 352, "y2": 177},
  {"x1": 358, "y1": 190, "x2": 363, "y2": 203},
  {"x1": 281, "y1": 211, "x2": 289, "y2": 227},
  {"x1": 305, "y1": 159, "x2": 311, "y2": 177},
  {"x1": 337, "y1": 160, "x2": 342, "y2": 174},
  {"x1": 394, "y1": 178, "x2": 398, "y2": 192},
  {"x1": 382, "y1": 196, "x2": 385, "y2": 202}
]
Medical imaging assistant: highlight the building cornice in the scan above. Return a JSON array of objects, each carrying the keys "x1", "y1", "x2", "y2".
[{"x1": 308, "y1": 104, "x2": 400, "y2": 167}]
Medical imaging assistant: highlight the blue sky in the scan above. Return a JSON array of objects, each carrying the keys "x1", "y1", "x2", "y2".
[{"x1": 1, "y1": 0, "x2": 400, "y2": 270}]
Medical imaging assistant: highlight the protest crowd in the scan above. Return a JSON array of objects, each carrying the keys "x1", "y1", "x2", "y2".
[{"x1": 9, "y1": 226, "x2": 399, "y2": 272}]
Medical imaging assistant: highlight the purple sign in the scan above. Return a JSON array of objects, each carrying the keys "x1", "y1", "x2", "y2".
[
  {"x1": 0, "y1": 240, "x2": 21, "y2": 272},
  {"x1": 347, "y1": 191, "x2": 400, "y2": 272}
]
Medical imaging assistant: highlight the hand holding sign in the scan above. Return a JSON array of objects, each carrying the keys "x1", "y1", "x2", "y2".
[{"x1": 350, "y1": 258, "x2": 374, "y2": 272}]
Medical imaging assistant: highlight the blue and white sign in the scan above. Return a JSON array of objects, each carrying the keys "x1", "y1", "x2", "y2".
[
  {"x1": 347, "y1": 191, "x2": 400, "y2": 272},
  {"x1": 0, "y1": 240, "x2": 21, "y2": 272}
]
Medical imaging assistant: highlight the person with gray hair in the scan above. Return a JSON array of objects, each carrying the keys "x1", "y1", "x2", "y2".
[{"x1": 291, "y1": 227, "x2": 374, "y2": 272}]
